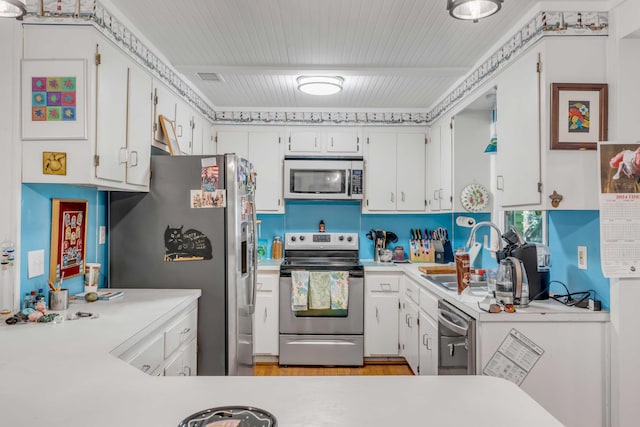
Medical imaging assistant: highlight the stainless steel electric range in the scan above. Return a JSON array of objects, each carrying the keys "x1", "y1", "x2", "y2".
[{"x1": 278, "y1": 232, "x2": 364, "y2": 366}]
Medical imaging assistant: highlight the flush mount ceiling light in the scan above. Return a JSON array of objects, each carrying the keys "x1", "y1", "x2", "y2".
[
  {"x1": 447, "y1": 0, "x2": 503, "y2": 23},
  {"x1": 297, "y1": 76, "x2": 344, "y2": 96},
  {"x1": 0, "y1": 0, "x2": 26, "y2": 18}
]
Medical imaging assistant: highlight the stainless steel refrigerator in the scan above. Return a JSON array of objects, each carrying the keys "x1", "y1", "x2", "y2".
[{"x1": 108, "y1": 154, "x2": 257, "y2": 376}]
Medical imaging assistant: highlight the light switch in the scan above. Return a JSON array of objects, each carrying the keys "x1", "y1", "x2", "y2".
[
  {"x1": 99, "y1": 226, "x2": 106, "y2": 245},
  {"x1": 28, "y1": 249, "x2": 45, "y2": 278}
]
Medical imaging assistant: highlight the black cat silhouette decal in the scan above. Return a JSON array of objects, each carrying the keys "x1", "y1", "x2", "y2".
[{"x1": 164, "y1": 225, "x2": 213, "y2": 261}]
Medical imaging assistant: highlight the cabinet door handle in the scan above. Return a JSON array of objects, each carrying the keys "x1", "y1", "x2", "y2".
[
  {"x1": 381, "y1": 283, "x2": 391, "y2": 291},
  {"x1": 423, "y1": 334, "x2": 432, "y2": 350},
  {"x1": 433, "y1": 190, "x2": 439, "y2": 200},
  {"x1": 119, "y1": 147, "x2": 128, "y2": 164},
  {"x1": 184, "y1": 365, "x2": 192, "y2": 376},
  {"x1": 257, "y1": 282, "x2": 263, "y2": 291},
  {"x1": 314, "y1": 137, "x2": 318, "y2": 148},
  {"x1": 331, "y1": 137, "x2": 334, "y2": 147},
  {"x1": 129, "y1": 150, "x2": 138, "y2": 167},
  {"x1": 263, "y1": 307, "x2": 268, "y2": 323},
  {"x1": 141, "y1": 364, "x2": 151, "y2": 373},
  {"x1": 438, "y1": 189, "x2": 443, "y2": 199},
  {"x1": 375, "y1": 307, "x2": 379, "y2": 322},
  {"x1": 408, "y1": 315, "x2": 413, "y2": 328},
  {"x1": 177, "y1": 124, "x2": 183, "y2": 138},
  {"x1": 391, "y1": 192, "x2": 394, "y2": 203},
  {"x1": 401, "y1": 191, "x2": 405, "y2": 202},
  {"x1": 497, "y1": 175, "x2": 504, "y2": 191}
]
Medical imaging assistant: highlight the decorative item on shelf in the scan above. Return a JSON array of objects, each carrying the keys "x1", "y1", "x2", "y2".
[
  {"x1": 460, "y1": 183, "x2": 489, "y2": 212},
  {"x1": 549, "y1": 190, "x2": 564, "y2": 208},
  {"x1": 319, "y1": 220, "x2": 325, "y2": 233},
  {"x1": 551, "y1": 83, "x2": 608, "y2": 150}
]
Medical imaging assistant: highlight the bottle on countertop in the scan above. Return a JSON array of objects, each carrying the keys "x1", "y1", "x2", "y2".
[
  {"x1": 319, "y1": 220, "x2": 325, "y2": 233},
  {"x1": 35, "y1": 288, "x2": 46, "y2": 305},
  {"x1": 21, "y1": 292, "x2": 33, "y2": 310},
  {"x1": 271, "y1": 236, "x2": 283, "y2": 260}
]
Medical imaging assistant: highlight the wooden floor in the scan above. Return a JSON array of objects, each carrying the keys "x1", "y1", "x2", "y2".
[{"x1": 255, "y1": 362, "x2": 414, "y2": 376}]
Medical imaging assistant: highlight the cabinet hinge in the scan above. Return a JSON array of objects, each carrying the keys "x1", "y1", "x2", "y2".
[
  {"x1": 536, "y1": 57, "x2": 542, "y2": 73},
  {"x1": 214, "y1": 135, "x2": 218, "y2": 143},
  {"x1": 94, "y1": 155, "x2": 100, "y2": 166},
  {"x1": 450, "y1": 196, "x2": 453, "y2": 202},
  {"x1": 538, "y1": 182, "x2": 543, "y2": 193},
  {"x1": 153, "y1": 122, "x2": 157, "y2": 132},
  {"x1": 153, "y1": 89, "x2": 158, "y2": 106},
  {"x1": 367, "y1": 137, "x2": 370, "y2": 144},
  {"x1": 417, "y1": 365, "x2": 420, "y2": 374},
  {"x1": 425, "y1": 137, "x2": 428, "y2": 144},
  {"x1": 366, "y1": 199, "x2": 369, "y2": 207},
  {"x1": 425, "y1": 199, "x2": 427, "y2": 207},
  {"x1": 95, "y1": 52, "x2": 101, "y2": 66},
  {"x1": 450, "y1": 121, "x2": 453, "y2": 129},
  {"x1": 398, "y1": 342, "x2": 401, "y2": 351},
  {"x1": 278, "y1": 137, "x2": 281, "y2": 144}
]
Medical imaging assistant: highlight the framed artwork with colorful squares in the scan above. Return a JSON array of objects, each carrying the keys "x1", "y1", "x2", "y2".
[{"x1": 21, "y1": 59, "x2": 87, "y2": 140}]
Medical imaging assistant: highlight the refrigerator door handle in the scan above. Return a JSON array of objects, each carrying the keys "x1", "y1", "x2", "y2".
[{"x1": 249, "y1": 199, "x2": 257, "y2": 313}]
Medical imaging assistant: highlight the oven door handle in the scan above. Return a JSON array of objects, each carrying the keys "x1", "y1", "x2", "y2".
[{"x1": 438, "y1": 309, "x2": 469, "y2": 336}]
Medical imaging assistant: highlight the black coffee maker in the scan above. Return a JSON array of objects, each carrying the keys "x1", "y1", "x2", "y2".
[{"x1": 496, "y1": 226, "x2": 551, "y2": 300}]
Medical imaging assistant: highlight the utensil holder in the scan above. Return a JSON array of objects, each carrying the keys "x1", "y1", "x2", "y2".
[{"x1": 49, "y1": 289, "x2": 69, "y2": 311}]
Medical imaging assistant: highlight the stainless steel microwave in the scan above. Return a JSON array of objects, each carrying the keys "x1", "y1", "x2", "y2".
[{"x1": 284, "y1": 158, "x2": 364, "y2": 200}]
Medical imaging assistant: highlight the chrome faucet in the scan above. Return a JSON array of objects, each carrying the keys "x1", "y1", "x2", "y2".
[{"x1": 465, "y1": 221, "x2": 504, "y2": 252}]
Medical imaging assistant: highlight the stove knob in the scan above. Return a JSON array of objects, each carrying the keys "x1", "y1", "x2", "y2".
[
  {"x1": 299, "y1": 235, "x2": 305, "y2": 241},
  {"x1": 347, "y1": 236, "x2": 353, "y2": 242},
  {"x1": 338, "y1": 235, "x2": 344, "y2": 241},
  {"x1": 291, "y1": 236, "x2": 296, "y2": 242}
]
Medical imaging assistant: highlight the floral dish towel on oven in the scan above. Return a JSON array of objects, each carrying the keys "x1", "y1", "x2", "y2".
[
  {"x1": 291, "y1": 270, "x2": 309, "y2": 311},
  {"x1": 329, "y1": 271, "x2": 349, "y2": 309}
]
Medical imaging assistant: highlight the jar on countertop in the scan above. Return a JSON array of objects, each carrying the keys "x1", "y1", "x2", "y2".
[
  {"x1": 394, "y1": 246, "x2": 405, "y2": 261},
  {"x1": 271, "y1": 236, "x2": 283, "y2": 260}
]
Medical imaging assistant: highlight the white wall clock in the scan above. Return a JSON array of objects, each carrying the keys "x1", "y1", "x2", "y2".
[{"x1": 460, "y1": 183, "x2": 489, "y2": 212}]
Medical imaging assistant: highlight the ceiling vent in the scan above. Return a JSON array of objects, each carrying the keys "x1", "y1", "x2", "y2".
[{"x1": 197, "y1": 72, "x2": 224, "y2": 82}]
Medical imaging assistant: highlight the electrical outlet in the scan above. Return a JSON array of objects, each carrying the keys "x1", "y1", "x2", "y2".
[{"x1": 578, "y1": 246, "x2": 588, "y2": 270}]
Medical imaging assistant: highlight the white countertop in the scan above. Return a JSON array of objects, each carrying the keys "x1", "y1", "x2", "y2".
[
  {"x1": 367, "y1": 262, "x2": 610, "y2": 322},
  {"x1": 0, "y1": 288, "x2": 563, "y2": 427}
]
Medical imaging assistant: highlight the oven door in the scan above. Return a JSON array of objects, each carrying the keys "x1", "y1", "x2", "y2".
[{"x1": 279, "y1": 270, "x2": 364, "y2": 334}]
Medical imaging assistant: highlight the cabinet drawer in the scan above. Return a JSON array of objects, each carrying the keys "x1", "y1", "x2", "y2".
[
  {"x1": 257, "y1": 273, "x2": 278, "y2": 292},
  {"x1": 404, "y1": 277, "x2": 420, "y2": 305},
  {"x1": 164, "y1": 308, "x2": 197, "y2": 357},
  {"x1": 419, "y1": 288, "x2": 438, "y2": 320},
  {"x1": 366, "y1": 274, "x2": 400, "y2": 292},
  {"x1": 130, "y1": 333, "x2": 164, "y2": 375}
]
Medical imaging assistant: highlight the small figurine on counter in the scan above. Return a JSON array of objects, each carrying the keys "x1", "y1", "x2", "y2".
[{"x1": 319, "y1": 220, "x2": 325, "y2": 233}]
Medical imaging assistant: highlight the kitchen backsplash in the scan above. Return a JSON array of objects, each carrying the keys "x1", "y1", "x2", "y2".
[{"x1": 18, "y1": 185, "x2": 609, "y2": 310}]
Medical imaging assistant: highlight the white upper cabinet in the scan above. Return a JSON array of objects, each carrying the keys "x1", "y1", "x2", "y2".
[
  {"x1": 495, "y1": 46, "x2": 542, "y2": 207},
  {"x1": 286, "y1": 126, "x2": 362, "y2": 156},
  {"x1": 426, "y1": 121, "x2": 452, "y2": 212},
  {"x1": 215, "y1": 126, "x2": 284, "y2": 213},
  {"x1": 22, "y1": 25, "x2": 151, "y2": 191},
  {"x1": 364, "y1": 128, "x2": 426, "y2": 212},
  {"x1": 175, "y1": 98, "x2": 194, "y2": 155},
  {"x1": 152, "y1": 80, "x2": 177, "y2": 151}
]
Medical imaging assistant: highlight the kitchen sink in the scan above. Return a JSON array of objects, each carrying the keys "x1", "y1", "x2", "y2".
[{"x1": 421, "y1": 274, "x2": 487, "y2": 292}]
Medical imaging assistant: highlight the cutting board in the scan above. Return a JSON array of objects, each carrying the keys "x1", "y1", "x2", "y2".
[{"x1": 418, "y1": 265, "x2": 457, "y2": 274}]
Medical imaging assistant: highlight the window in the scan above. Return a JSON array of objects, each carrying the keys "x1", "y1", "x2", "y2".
[{"x1": 503, "y1": 210, "x2": 546, "y2": 244}]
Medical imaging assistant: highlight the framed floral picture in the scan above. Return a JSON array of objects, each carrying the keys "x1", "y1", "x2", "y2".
[
  {"x1": 21, "y1": 59, "x2": 87, "y2": 140},
  {"x1": 550, "y1": 83, "x2": 608, "y2": 150},
  {"x1": 49, "y1": 199, "x2": 88, "y2": 283}
]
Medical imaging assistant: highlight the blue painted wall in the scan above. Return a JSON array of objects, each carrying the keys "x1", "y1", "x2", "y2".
[
  {"x1": 547, "y1": 210, "x2": 609, "y2": 309},
  {"x1": 20, "y1": 184, "x2": 108, "y2": 304}
]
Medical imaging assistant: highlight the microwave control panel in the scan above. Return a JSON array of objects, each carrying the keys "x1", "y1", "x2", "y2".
[{"x1": 351, "y1": 170, "x2": 363, "y2": 195}]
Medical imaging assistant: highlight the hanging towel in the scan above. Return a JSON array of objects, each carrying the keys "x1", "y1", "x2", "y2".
[
  {"x1": 329, "y1": 271, "x2": 349, "y2": 310},
  {"x1": 308, "y1": 271, "x2": 332, "y2": 309},
  {"x1": 291, "y1": 270, "x2": 309, "y2": 311}
]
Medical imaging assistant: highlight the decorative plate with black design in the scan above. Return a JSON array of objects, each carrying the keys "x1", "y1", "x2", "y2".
[{"x1": 461, "y1": 183, "x2": 489, "y2": 212}]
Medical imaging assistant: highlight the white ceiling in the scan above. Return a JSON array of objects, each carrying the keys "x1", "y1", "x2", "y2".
[{"x1": 102, "y1": 0, "x2": 602, "y2": 111}]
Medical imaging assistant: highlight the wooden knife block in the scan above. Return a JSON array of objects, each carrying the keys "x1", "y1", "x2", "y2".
[
  {"x1": 409, "y1": 239, "x2": 435, "y2": 262},
  {"x1": 417, "y1": 264, "x2": 457, "y2": 274}
]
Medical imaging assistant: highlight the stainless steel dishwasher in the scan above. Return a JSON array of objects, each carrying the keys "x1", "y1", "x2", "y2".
[{"x1": 438, "y1": 300, "x2": 476, "y2": 375}]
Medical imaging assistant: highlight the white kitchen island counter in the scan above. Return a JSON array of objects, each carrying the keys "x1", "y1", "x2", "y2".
[{"x1": 0, "y1": 289, "x2": 562, "y2": 427}]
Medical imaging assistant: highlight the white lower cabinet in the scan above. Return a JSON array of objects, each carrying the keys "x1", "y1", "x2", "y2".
[
  {"x1": 418, "y1": 311, "x2": 438, "y2": 376},
  {"x1": 400, "y1": 296, "x2": 420, "y2": 374},
  {"x1": 164, "y1": 339, "x2": 197, "y2": 376},
  {"x1": 254, "y1": 272, "x2": 279, "y2": 355},
  {"x1": 364, "y1": 272, "x2": 401, "y2": 357},
  {"x1": 118, "y1": 301, "x2": 198, "y2": 376},
  {"x1": 418, "y1": 287, "x2": 439, "y2": 376}
]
